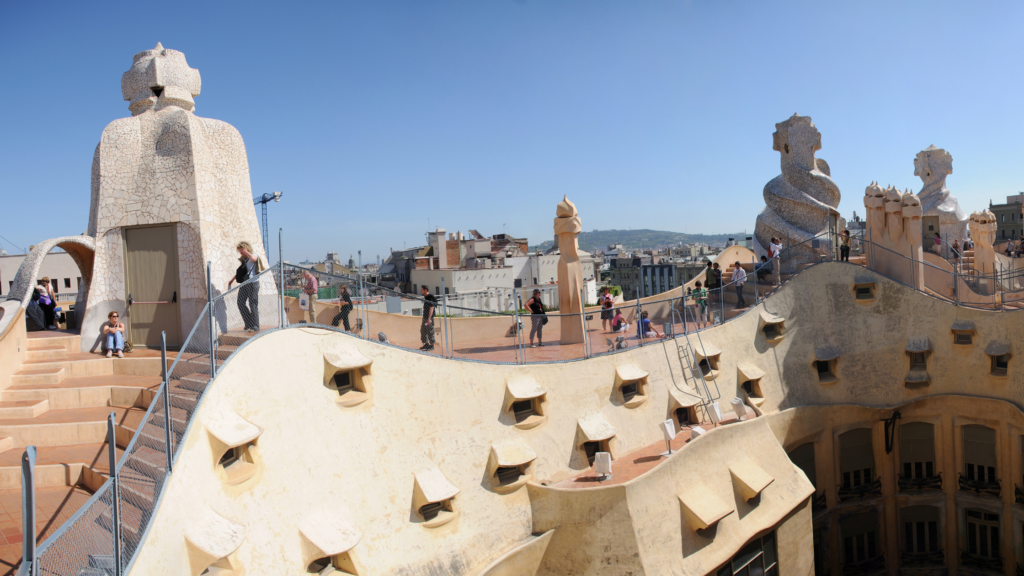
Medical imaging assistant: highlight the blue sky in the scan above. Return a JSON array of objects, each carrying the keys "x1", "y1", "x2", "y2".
[{"x1": 2, "y1": 1, "x2": 1024, "y2": 263}]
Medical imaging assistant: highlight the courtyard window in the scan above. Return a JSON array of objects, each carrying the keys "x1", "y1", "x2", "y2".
[
  {"x1": 963, "y1": 509, "x2": 1001, "y2": 571},
  {"x1": 902, "y1": 506, "x2": 941, "y2": 566},
  {"x1": 899, "y1": 422, "x2": 938, "y2": 491},
  {"x1": 714, "y1": 532, "x2": 777, "y2": 576},
  {"x1": 841, "y1": 511, "x2": 882, "y2": 571},
  {"x1": 838, "y1": 428, "x2": 880, "y2": 500},
  {"x1": 961, "y1": 425, "x2": 998, "y2": 496}
]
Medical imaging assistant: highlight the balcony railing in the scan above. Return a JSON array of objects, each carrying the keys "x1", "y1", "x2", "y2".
[
  {"x1": 958, "y1": 474, "x2": 1001, "y2": 498},
  {"x1": 837, "y1": 477, "x2": 882, "y2": 502},
  {"x1": 900, "y1": 549, "x2": 944, "y2": 568},
  {"x1": 961, "y1": 552, "x2": 1001, "y2": 572},
  {"x1": 843, "y1": 554, "x2": 885, "y2": 575},
  {"x1": 898, "y1": 473, "x2": 942, "y2": 493}
]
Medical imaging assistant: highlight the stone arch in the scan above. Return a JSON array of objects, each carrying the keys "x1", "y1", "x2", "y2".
[{"x1": 6, "y1": 235, "x2": 96, "y2": 307}]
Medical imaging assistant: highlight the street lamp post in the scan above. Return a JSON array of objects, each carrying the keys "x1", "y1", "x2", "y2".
[{"x1": 254, "y1": 191, "x2": 283, "y2": 259}]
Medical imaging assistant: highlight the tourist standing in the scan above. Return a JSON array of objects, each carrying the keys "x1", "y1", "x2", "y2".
[
  {"x1": 755, "y1": 256, "x2": 772, "y2": 283},
  {"x1": 840, "y1": 230, "x2": 851, "y2": 262},
  {"x1": 228, "y1": 241, "x2": 263, "y2": 332},
  {"x1": 694, "y1": 281, "x2": 708, "y2": 328},
  {"x1": 420, "y1": 285, "x2": 437, "y2": 351},
  {"x1": 732, "y1": 261, "x2": 747, "y2": 309},
  {"x1": 952, "y1": 239, "x2": 961, "y2": 263},
  {"x1": 25, "y1": 289, "x2": 46, "y2": 332},
  {"x1": 332, "y1": 284, "x2": 354, "y2": 331},
  {"x1": 1006, "y1": 239, "x2": 1014, "y2": 258},
  {"x1": 302, "y1": 270, "x2": 319, "y2": 324},
  {"x1": 103, "y1": 311, "x2": 125, "y2": 358},
  {"x1": 933, "y1": 232, "x2": 941, "y2": 254},
  {"x1": 599, "y1": 287, "x2": 614, "y2": 331},
  {"x1": 37, "y1": 278, "x2": 57, "y2": 330},
  {"x1": 704, "y1": 262, "x2": 718, "y2": 304},
  {"x1": 526, "y1": 289, "x2": 546, "y2": 348}
]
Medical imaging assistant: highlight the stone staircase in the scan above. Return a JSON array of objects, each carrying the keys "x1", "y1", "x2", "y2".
[{"x1": 0, "y1": 332, "x2": 171, "y2": 492}]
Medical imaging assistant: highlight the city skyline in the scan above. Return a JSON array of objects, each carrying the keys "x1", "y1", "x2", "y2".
[{"x1": 3, "y1": 1, "x2": 1024, "y2": 262}]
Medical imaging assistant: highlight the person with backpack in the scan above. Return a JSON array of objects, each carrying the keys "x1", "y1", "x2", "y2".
[
  {"x1": 25, "y1": 288, "x2": 46, "y2": 332},
  {"x1": 332, "y1": 284, "x2": 354, "y2": 331},
  {"x1": 526, "y1": 289, "x2": 547, "y2": 348},
  {"x1": 228, "y1": 241, "x2": 265, "y2": 332}
]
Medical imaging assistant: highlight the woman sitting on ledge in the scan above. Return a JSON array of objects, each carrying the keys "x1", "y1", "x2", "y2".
[{"x1": 103, "y1": 311, "x2": 125, "y2": 358}]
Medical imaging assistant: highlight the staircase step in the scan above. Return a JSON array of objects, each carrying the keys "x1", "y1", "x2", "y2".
[
  {"x1": 214, "y1": 345, "x2": 240, "y2": 360},
  {"x1": 11, "y1": 367, "x2": 65, "y2": 386},
  {"x1": 0, "y1": 399, "x2": 49, "y2": 419},
  {"x1": 218, "y1": 330, "x2": 261, "y2": 347},
  {"x1": 26, "y1": 345, "x2": 68, "y2": 362}
]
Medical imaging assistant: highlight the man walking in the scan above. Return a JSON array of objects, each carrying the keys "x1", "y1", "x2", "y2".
[
  {"x1": 420, "y1": 285, "x2": 437, "y2": 351},
  {"x1": 332, "y1": 284, "x2": 354, "y2": 331},
  {"x1": 732, "y1": 262, "x2": 747, "y2": 309},
  {"x1": 302, "y1": 271, "x2": 319, "y2": 324}
]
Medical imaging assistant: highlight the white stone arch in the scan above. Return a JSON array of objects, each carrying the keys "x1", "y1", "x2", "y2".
[{"x1": 6, "y1": 235, "x2": 96, "y2": 307}]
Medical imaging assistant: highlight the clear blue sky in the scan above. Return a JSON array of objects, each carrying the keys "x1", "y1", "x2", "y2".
[{"x1": 3, "y1": 1, "x2": 1024, "y2": 263}]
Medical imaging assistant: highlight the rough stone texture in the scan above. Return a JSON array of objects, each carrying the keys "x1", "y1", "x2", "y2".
[
  {"x1": 5, "y1": 236, "x2": 95, "y2": 307},
  {"x1": 80, "y1": 44, "x2": 268, "y2": 350},
  {"x1": 915, "y1": 145, "x2": 968, "y2": 244},
  {"x1": 968, "y1": 209, "x2": 997, "y2": 273},
  {"x1": 862, "y1": 183, "x2": 924, "y2": 289},
  {"x1": 553, "y1": 196, "x2": 584, "y2": 344},
  {"x1": 754, "y1": 114, "x2": 841, "y2": 263}
]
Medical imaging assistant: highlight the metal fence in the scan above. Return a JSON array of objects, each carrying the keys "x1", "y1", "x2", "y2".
[{"x1": 23, "y1": 226, "x2": 1024, "y2": 574}]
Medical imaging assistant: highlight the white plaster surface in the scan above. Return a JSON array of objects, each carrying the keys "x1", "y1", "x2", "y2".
[
  {"x1": 577, "y1": 413, "x2": 616, "y2": 442},
  {"x1": 298, "y1": 509, "x2": 361, "y2": 556}
]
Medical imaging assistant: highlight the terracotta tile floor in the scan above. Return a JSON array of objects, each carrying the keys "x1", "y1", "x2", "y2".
[
  {"x1": 0, "y1": 485, "x2": 93, "y2": 575},
  {"x1": 370, "y1": 320, "x2": 707, "y2": 364},
  {"x1": 551, "y1": 417, "x2": 756, "y2": 489}
]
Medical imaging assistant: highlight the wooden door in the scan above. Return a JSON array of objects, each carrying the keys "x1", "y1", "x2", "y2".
[{"x1": 124, "y1": 225, "x2": 182, "y2": 348}]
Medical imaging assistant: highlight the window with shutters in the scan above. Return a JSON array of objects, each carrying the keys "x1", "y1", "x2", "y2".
[
  {"x1": 854, "y1": 283, "x2": 876, "y2": 301},
  {"x1": 909, "y1": 352, "x2": 927, "y2": 370},
  {"x1": 963, "y1": 509, "x2": 1001, "y2": 571},
  {"x1": 841, "y1": 511, "x2": 882, "y2": 570},
  {"x1": 900, "y1": 506, "x2": 941, "y2": 568},
  {"x1": 961, "y1": 425, "x2": 999, "y2": 496},
  {"x1": 953, "y1": 330, "x2": 973, "y2": 345},
  {"x1": 839, "y1": 428, "x2": 880, "y2": 500},
  {"x1": 898, "y1": 423, "x2": 940, "y2": 492}
]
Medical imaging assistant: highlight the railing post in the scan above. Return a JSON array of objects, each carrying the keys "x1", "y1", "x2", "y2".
[
  {"x1": 441, "y1": 277, "x2": 449, "y2": 359},
  {"x1": 752, "y1": 257, "x2": 758, "y2": 305},
  {"x1": 580, "y1": 288, "x2": 589, "y2": 359},
  {"x1": 786, "y1": 232, "x2": 791, "y2": 277},
  {"x1": 207, "y1": 262, "x2": 216, "y2": 378},
  {"x1": 161, "y1": 332, "x2": 172, "y2": 472},
  {"x1": 20, "y1": 446, "x2": 36, "y2": 576},
  {"x1": 278, "y1": 228, "x2": 284, "y2": 328},
  {"x1": 358, "y1": 251, "x2": 366, "y2": 340},
  {"x1": 108, "y1": 412, "x2": 121, "y2": 576},
  {"x1": 513, "y1": 288, "x2": 523, "y2": 364},
  {"x1": 636, "y1": 297, "x2": 643, "y2": 347}
]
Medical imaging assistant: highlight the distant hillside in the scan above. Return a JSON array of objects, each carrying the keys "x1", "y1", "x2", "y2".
[{"x1": 530, "y1": 229, "x2": 748, "y2": 253}]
